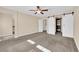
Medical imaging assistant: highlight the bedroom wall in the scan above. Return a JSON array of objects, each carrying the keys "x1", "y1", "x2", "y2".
[
  {"x1": 0, "y1": 7, "x2": 39, "y2": 38},
  {"x1": 0, "y1": 14, "x2": 12, "y2": 37},
  {"x1": 74, "y1": 7, "x2": 79, "y2": 51},
  {"x1": 16, "y1": 12, "x2": 38, "y2": 37}
]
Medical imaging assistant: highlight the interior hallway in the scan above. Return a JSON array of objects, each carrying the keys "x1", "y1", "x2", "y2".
[{"x1": 0, "y1": 32, "x2": 78, "y2": 52}]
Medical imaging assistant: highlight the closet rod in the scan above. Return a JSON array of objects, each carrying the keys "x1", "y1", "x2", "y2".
[{"x1": 48, "y1": 12, "x2": 74, "y2": 18}]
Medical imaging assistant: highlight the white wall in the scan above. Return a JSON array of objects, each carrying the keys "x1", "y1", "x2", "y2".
[
  {"x1": 74, "y1": 7, "x2": 79, "y2": 51},
  {"x1": 0, "y1": 7, "x2": 39, "y2": 38},
  {"x1": 62, "y1": 14, "x2": 74, "y2": 38},
  {"x1": 16, "y1": 12, "x2": 38, "y2": 37},
  {"x1": 0, "y1": 13, "x2": 13, "y2": 37}
]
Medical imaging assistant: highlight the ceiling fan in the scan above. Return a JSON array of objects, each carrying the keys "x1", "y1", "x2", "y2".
[{"x1": 29, "y1": 6, "x2": 48, "y2": 14}]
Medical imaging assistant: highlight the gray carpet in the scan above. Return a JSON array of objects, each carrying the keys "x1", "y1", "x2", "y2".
[{"x1": 0, "y1": 32, "x2": 78, "y2": 52}]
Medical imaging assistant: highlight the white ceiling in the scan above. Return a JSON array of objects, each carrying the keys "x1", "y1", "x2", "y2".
[{"x1": 1, "y1": 6, "x2": 75, "y2": 18}]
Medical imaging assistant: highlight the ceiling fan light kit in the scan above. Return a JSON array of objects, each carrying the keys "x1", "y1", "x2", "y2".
[{"x1": 29, "y1": 6, "x2": 48, "y2": 15}]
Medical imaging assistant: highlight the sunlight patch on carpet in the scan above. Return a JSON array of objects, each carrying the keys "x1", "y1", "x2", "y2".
[
  {"x1": 36, "y1": 45, "x2": 51, "y2": 52},
  {"x1": 27, "y1": 39, "x2": 36, "y2": 44}
]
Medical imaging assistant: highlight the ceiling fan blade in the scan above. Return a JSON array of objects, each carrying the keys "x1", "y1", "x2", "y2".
[
  {"x1": 29, "y1": 6, "x2": 48, "y2": 15},
  {"x1": 40, "y1": 12, "x2": 44, "y2": 14},
  {"x1": 42, "y1": 9, "x2": 48, "y2": 11},
  {"x1": 29, "y1": 10, "x2": 35, "y2": 11},
  {"x1": 37, "y1": 6, "x2": 40, "y2": 9},
  {"x1": 35, "y1": 12, "x2": 37, "y2": 14}
]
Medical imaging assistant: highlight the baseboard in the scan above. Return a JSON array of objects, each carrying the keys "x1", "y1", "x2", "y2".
[
  {"x1": 73, "y1": 38, "x2": 79, "y2": 52},
  {"x1": 14, "y1": 32, "x2": 38, "y2": 38},
  {"x1": 0, "y1": 35, "x2": 12, "y2": 37}
]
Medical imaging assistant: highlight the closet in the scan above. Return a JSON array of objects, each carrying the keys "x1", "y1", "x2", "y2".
[
  {"x1": 62, "y1": 14, "x2": 73, "y2": 38},
  {"x1": 38, "y1": 12, "x2": 74, "y2": 38}
]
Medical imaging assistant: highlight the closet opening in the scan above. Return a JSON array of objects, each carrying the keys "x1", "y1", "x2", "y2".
[
  {"x1": 55, "y1": 18, "x2": 62, "y2": 36},
  {"x1": 43, "y1": 19, "x2": 47, "y2": 33}
]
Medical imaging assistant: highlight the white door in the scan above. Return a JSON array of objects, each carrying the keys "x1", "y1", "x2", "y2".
[
  {"x1": 47, "y1": 17, "x2": 56, "y2": 35},
  {"x1": 62, "y1": 14, "x2": 73, "y2": 38},
  {"x1": 38, "y1": 19, "x2": 43, "y2": 32}
]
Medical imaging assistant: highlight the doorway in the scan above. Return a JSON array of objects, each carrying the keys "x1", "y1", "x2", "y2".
[
  {"x1": 55, "y1": 18, "x2": 62, "y2": 36},
  {"x1": 43, "y1": 19, "x2": 47, "y2": 32},
  {"x1": 38, "y1": 19, "x2": 47, "y2": 33}
]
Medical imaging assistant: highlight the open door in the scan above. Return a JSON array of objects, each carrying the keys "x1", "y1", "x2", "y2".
[
  {"x1": 47, "y1": 17, "x2": 56, "y2": 35},
  {"x1": 38, "y1": 19, "x2": 43, "y2": 32},
  {"x1": 62, "y1": 14, "x2": 73, "y2": 38}
]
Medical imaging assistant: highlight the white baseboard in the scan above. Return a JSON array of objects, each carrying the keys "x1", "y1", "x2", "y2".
[
  {"x1": 14, "y1": 32, "x2": 38, "y2": 38},
  {"x1": 0, "y1": 35, "x2": 12, "y2": 37}
]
